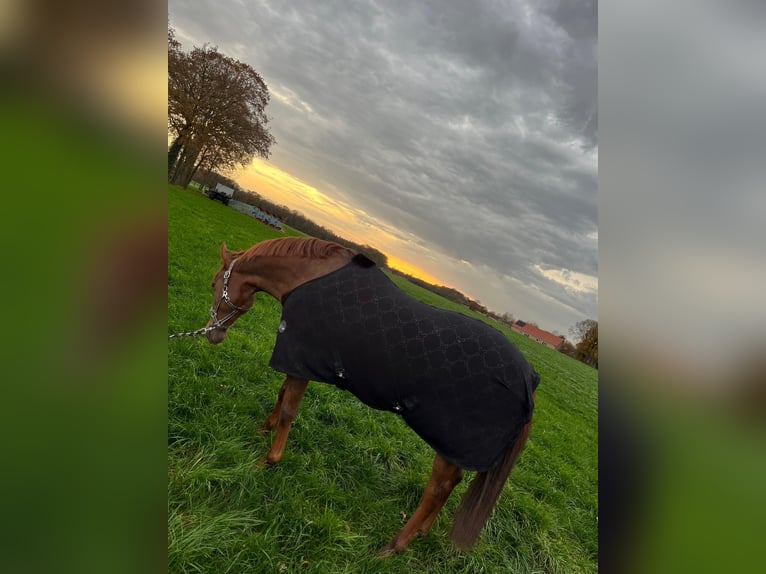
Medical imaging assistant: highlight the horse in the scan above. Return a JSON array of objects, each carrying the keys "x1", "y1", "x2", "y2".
[{"x1": 205, "y1": 237, "x2": 539, "y2": 554}]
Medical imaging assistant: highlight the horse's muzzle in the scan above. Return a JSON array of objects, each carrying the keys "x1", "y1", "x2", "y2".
[{"x1": 206, "y1": 326, "x2": 227, "y2": 344}]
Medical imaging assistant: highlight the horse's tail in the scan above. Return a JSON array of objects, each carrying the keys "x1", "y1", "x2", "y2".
[{"x1": 449, "y1": 418, "x2": 533, "y2": 550}]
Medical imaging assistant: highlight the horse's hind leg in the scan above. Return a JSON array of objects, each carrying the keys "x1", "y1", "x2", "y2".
[
  {"x1": 417, "y1": 466, "x2": 462, "y2": 537},
  {"x1": 261, "y1": 377, "x2": 308, "y2": 465},
  {"x1": 378, "y1": 453, "x2": 463, "y2": 555}
]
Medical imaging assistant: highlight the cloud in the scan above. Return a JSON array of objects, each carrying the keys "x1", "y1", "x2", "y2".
[{"x1": 535, "y1": 265, "x2": 598, "y2": 294}]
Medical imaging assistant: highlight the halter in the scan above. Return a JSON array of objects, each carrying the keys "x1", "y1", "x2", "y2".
[
  {"x1": 209, "y1": 257, "x2": 248, "y2": 329},
  {"x1": 168, "y1": 257, "x2": 249, "y2": 339}
]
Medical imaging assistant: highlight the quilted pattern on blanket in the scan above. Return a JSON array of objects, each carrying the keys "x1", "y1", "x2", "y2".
[{"x1": 269, "y1": 260, "x2": 540, "y2": 471}]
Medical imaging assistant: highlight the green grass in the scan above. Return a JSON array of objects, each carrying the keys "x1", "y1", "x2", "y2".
[{"x1": 168, "y1": 184, "x2": 597, "y2": 573}]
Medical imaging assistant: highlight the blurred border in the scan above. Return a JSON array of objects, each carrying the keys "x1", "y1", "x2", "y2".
[
  {"x1": 601, "y1": 0, "x2": 766, "y2": 572},
  {"x1": 1, "y1": 1, "x2": 167, "y2": 573}
]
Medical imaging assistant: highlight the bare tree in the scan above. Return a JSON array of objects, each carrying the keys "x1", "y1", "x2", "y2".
[{"x1": 168, "y1": 27, "x2": 276, "y2": 187}]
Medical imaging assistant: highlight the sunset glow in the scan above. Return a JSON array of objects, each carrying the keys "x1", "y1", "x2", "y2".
[
  {"x1": 237, "y1": 159, "x2": 443, "y2": 285},
  {"x1": 383, "y1": 254, "x2": 445, "y2": 285}
]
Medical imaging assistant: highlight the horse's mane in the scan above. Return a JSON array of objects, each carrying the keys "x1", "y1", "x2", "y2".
[{"x1": 239, "y1": 237, "x2": 354, "y2": 262}]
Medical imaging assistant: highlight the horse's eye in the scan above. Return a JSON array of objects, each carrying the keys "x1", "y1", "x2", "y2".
[{"x1": 211, "y1": 283, "x2": 215, "y2": 291}]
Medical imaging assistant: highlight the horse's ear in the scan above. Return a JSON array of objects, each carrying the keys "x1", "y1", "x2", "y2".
[{"x1": 221, "y1": 243, "x2": 233, "y2": 266}]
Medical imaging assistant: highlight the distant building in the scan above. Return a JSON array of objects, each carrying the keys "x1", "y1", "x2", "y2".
[{"x1": 511, "y1": 320, "x2": 565, "y2": 350}]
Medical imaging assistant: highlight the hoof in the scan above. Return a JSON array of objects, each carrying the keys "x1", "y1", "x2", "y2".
[{"x1": 377, "y1": 540, "x2": 403, "y2": 557}]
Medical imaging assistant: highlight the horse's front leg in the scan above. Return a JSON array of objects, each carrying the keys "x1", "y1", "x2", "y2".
[{"x1": 261, "y1": 376, "x2": 308, "y2": 465}]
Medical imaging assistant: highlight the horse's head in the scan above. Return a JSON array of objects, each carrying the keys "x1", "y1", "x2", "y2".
[{"x1": 205, "y1": 243, "x2": 257, "y2": 344}]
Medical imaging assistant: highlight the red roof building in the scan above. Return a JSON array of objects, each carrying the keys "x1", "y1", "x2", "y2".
[{"x1": 511, "y1": 321, "x2": 565, "y2": 350}]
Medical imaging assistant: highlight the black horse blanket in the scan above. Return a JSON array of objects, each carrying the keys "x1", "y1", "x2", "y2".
[{"x1": 269, "y1": 258, "x2": 540, "y2": 471}]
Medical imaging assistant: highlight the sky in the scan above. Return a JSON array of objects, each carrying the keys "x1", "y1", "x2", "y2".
[{"x1": 168, "y1": 0, "x2": 598, "y2": 337}]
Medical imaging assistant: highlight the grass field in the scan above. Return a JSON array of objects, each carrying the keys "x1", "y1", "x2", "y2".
[{"x1": 168, "y1": 184, "x2": 598, "y2": 573}]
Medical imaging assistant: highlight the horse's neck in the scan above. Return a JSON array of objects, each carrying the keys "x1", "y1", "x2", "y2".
[{"x1": 247, "y1": 254, "x2": 352, "y2": 303}]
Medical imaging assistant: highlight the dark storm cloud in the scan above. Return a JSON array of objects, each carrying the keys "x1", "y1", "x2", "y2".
[{"x1": 169, "y1": 0, "x2": 598, "y2": 331}]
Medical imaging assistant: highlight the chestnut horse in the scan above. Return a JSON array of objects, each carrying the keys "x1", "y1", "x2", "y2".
[{"x1": 205, "y1": 237, "x2": 538, "y2": 554}]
